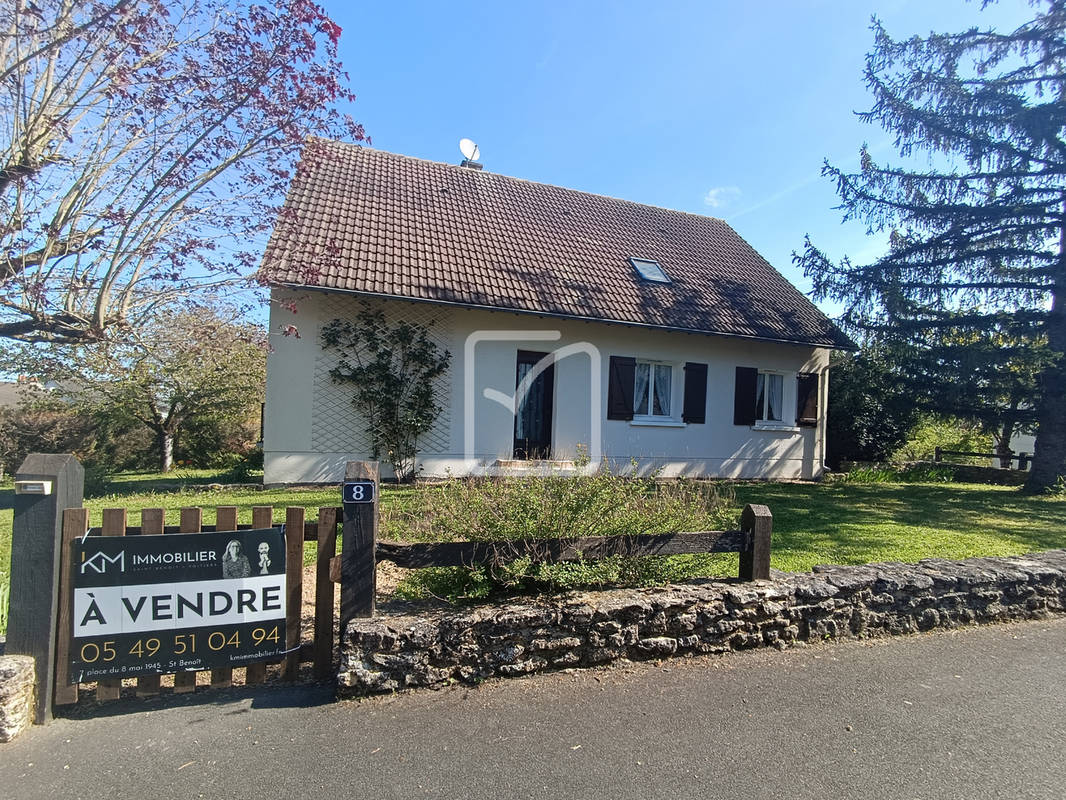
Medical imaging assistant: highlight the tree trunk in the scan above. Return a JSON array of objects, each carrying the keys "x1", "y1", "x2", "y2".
[
  {"x1": 1026, "y1": 351, "x2": 1066, "y2": 491},
  {"x1": 158, "y1": 429, "x2": 175, "y2": 473},
  {"x1": 993, "y1": 407, "x2": 1019, "y2": 470},
  {"x1": 995, "y1": 421, "x2": 1016, "y2": 470},
  {"x1": 1024, "y1": 197, "x2": 1066, "y2": 492}
]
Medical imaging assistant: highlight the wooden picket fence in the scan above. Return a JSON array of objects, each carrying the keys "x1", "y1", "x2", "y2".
[
  {"x1": 9, "y1": 457, "x2": 777, "y2": 724},
  {"x1": 54, "y1": 504, "x2": 342, "y2": 705},
  {"x1": 45, "y1": 480, "x2": 773, "y2": 710}
]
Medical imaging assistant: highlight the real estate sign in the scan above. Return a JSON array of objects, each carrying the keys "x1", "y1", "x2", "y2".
[{"x1": 70, "y1": 529, "x2": 287, "y2": 683}]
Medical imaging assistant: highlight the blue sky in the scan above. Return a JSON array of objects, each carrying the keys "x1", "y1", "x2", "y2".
[{"x1": 322, "y1": 0, "x2": 1037, "y2": 319}]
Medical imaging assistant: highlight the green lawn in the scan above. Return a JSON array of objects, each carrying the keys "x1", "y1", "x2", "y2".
[
  {"x1": 729, "y1": 481, "x2": 1065, "y2": 572},
  {"x1": 2, "y1": 476, "x2": 1064, "y2": 629}
]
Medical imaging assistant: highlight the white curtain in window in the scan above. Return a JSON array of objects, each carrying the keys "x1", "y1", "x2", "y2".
[
  {"x1": 634, "y1": 362, "x2": 650, "y2": 415},
  {"x1": 653, "y1": 364, "x2": 671, "y2": 416},
  {"x1": 767, "y1": 373, "x2": 782, "y2": 421}
]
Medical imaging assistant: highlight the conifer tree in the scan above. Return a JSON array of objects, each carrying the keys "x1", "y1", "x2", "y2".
[{"x1": 798, "y1": 0, "x2": 1066, "y2": 491}]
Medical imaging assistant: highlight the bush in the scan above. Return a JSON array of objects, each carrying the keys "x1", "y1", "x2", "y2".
[
  {"x1": 386, "y1": 471, "x2": 737, "y2": 543},
  {"x1": 220, "y1": 449, "x2": 264, "y2": 483},
  {"x1": 82, "y1": 464, "x2": 115, "y2": 497},
  {"x1": 840, "y1": 466, "x2": 898, "y2": 484},
  {"x1": 840, "y1": 462, "x2": 954, "y2": 484},
  {"x1": 896, "y1": 463, "x2": 953, "y2": 483},
  {"x1": 179, "y1": 413, "x2": 262, "y2": 469},
  {"x1": 826, "y1": 347, "x2": 919, "y2": 469},
  {"x1": 890, "y1": 415, "x2": 992, "y2": 464},
  {"x1": 88, "y1": 416, "x2": 156, "y2": 472},
  {"x1": 383, "y1": 467, "x2": 739, "y2": 600},
  {"x1": 0, "y1": 395, "x2": 98, "y2": 475}
]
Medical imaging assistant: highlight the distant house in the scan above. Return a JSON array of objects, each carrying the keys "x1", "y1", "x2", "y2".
[
  {"x1": 0, "y1": 381, "x2": 29, "y2": 410},
  {"x1": 1009, "y1": 430, "x2": 1037, "y2": 460},
  {"x1": 260, "y1": 142, "x2": 852, "y2": 483},
  {"x1": 0, "y1": 377, "x2": 56, "y2": 409}
]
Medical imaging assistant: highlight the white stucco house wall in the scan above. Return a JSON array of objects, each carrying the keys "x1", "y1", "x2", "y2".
[{"x1": 260, "y1": 142, "x2": 852, "y2": 483}]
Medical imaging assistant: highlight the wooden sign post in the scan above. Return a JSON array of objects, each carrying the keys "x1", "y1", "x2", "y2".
[
  {"x1": 340, "y1": 461, "x2": 378, "y2": 633},
  {"x1": 739, "y1": 503, "x2": 773, "y2": 581},
  {"x1": 7, "y1": 453, "x2": 84, "y2": 724}
]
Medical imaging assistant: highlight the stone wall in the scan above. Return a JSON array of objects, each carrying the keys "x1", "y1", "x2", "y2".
[
  {"x1": 0, "y1": 655, "x2": 35, "y2": 742},
  {"x1": 338, "y1": 550, "x2": 1066, "y2": 696}
]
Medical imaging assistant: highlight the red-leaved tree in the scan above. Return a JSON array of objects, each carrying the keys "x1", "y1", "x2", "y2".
[{"x1": 0, "y1": 0, "x2": 365, "y2": 344}]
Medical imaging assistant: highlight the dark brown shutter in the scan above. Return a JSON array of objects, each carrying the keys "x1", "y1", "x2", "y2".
[
  {"x1": 607, "y1": 356, "x2": 635, "y2": 420},
  {"x1": 796, "y1": 372, "x2": 819, "y2": 427},
  {"x1": 733, "y1": 366, "x2": 758, "y2": 426},
  {"x1": 682, "y1": 362, "x2": 708, "y2": 424}
]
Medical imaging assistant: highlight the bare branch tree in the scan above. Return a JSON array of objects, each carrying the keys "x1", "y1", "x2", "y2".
[{"x1": 0, "y1": 0, "x2": 365, "y2": 344}]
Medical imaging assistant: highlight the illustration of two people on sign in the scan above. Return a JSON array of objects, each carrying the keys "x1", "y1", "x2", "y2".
[{"x1": 222, "y1": 540, "x2": 273, "y2": 578}]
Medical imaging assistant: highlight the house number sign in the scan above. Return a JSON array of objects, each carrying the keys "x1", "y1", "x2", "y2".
[{"x1": 342, "y1": 481, "x2": 375, "y2": 504}]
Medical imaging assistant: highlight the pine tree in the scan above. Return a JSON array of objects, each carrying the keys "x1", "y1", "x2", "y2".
[{"x1": 797, "y1": 0, "x2": 1066, "y2": 492}]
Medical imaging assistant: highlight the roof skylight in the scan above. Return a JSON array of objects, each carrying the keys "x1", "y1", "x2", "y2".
[{"x1": 628, "y1": 257, "x2": 671, "y2": 284}]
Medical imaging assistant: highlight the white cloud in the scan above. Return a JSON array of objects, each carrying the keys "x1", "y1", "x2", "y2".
[{"x1": 703, "y1": 185, "x2": 741, "y2": 208}]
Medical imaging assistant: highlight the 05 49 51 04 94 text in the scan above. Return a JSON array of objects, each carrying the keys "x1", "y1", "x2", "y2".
[{"x1": 71, "y1": 623, "x2": 286, "y2": 683}]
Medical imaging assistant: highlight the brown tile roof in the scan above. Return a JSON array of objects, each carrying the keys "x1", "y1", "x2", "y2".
[{"x1": 262, "y1": 140, "x2": 851, "y2": 348}]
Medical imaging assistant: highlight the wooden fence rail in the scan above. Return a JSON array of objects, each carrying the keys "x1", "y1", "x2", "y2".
[
  {"x1": 343, "y1": 502, "x2": 773, "y2": 626},
  {"x1": 376, "y1": 504, "x2": 771, "y2": 576},
  {"x1": 934, "y1": 446, "x2": 1031, "y2": 470},
  {"x1": 377, "y1": 529, "x2": 752, "y2": 568}
]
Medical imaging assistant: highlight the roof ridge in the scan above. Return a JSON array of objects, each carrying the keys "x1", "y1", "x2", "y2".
[
  {"x1": 275, "y1": 138, "x2": 853, "y2": 349},
  {"x1": 306, "y1": 137, "x2": 731, "y2": 227}
]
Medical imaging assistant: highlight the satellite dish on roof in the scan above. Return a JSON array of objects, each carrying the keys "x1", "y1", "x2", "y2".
[{"x1": 459, "y1": 138, "x2": 480, "y2": 162}]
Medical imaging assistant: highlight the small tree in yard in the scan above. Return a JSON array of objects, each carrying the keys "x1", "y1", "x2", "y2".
[
  {"x1": 0, "y1": 0, "x2": 364, "y2": 345},
  {"x1": 898, "y1": 325, "x2": 1050, "y2": 467},
  {"x1": 826, "y1": 346, "x2": 919, "y2": 469},
  {"x1": 22, "y1": 305, "x2": 267, "y2": 471},
  {"x1": 321, "y1": 306, "x2": 451, "y2": 483},
  {"x1": 890, "y1": 414, "x2": 992, "y2": 464},
  {"x1": 797, "y1": 1, "x2": 1066, "y2": 492}
]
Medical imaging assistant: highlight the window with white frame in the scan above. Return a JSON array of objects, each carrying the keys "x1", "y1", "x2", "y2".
[
  {"x1": 755, "y1": 372, "x2": 783, "y2": 422},
  {"x1": 634, "y1": 361, "x2": 672, "y2": 417}
]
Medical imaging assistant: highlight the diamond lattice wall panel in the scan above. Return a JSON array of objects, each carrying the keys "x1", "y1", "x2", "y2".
[{"x1": 311, "y1": 295, "x2": 454, "y2": 456}]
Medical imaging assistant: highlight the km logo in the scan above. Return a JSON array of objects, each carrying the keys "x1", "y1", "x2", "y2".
[{"x1": 81, "y1": 550, "x2": 125, "y2": 574}]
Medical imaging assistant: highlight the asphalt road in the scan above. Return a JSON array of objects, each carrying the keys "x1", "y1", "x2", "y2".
[{"x1": 4, "y1": 618, "x2": 1066, "y2": 800}]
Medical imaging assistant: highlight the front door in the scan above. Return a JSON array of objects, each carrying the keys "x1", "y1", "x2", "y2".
[{"x1": 513, "y1": 350, "x2": 554, "y2": 460}]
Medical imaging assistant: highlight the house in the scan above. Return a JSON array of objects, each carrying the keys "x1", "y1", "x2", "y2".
[
  {"x1": 0, "y1": 376, "x2": 58, "y2": 409},
  {"x1": 0, "y1": 380, "x2": 31, "y2": 410},
  {"x1": 260, "y1": 141, "x2": 852, "y2": 483}
]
